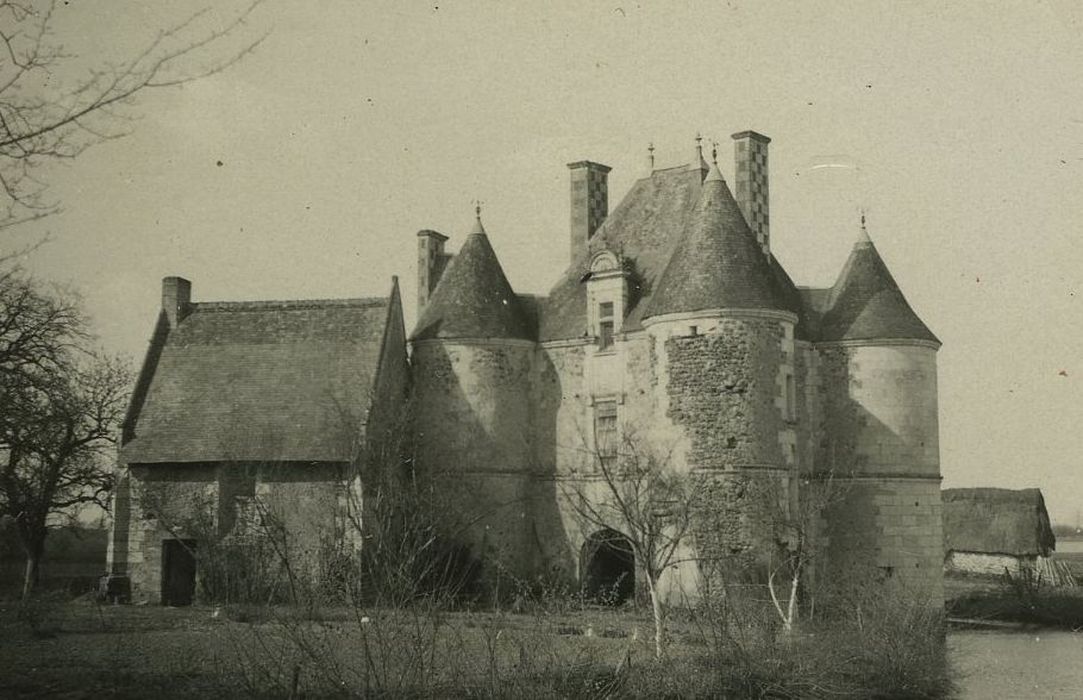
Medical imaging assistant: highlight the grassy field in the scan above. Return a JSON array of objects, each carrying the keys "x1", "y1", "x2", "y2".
[
  {"x1": 0, "y1": 592, "x2": 954, "y2": 699},
  {"x1": 0, "y1": 598, "x2": 679, "y2": 698}
]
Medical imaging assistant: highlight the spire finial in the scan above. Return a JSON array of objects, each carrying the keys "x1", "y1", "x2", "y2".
[
  {"x1": 647, "y1": 142, "x2": 655, "y2": 171},
  {"x1": 692, "y1": 132, "x2": 707, "y2": 172},
  {"x1": 857, "y1": 207, "x2": 872, "y2": 245},
  {"x1": 711, "y1": 139, "x2": 719, "y2": 164},
  {"x1": 469, "y1": 199, "x2": 487, "y2": 235}
]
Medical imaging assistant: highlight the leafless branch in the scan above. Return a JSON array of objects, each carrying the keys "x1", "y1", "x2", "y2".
[{"x1": 0, "y1": 0, "x2": 267, "y2": 231}]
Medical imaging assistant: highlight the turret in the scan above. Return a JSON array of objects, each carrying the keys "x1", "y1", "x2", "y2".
[
  {"x1": 815, "y1": 222, "x2": 943, "y2": 601},
  {"x1": 409, "y1": 208, "x2": 535, "y2": 583},
  {"x1": 640, "y1": 161, "x2": 799, "y2": 577}
]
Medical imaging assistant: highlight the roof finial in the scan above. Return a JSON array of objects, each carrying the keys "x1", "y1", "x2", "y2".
[
  {"x1": 857, "y1": 207, "x2": 872, "y2": 245},
  {"x1": 711, "y1": 139, "x2": 719, "y2": 165},
  {"x1": 647, "y1": 142, "x2": 655, "y2": 171},
  {"x1": 470, "y1": 199, "x2": 487, "y2": 235},
  {"x1": 692, "y1": 132, "x2": 707, "y2": 171}
]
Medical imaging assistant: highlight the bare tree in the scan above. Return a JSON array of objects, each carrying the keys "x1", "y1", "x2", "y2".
[
  {"x1": 764, "y1": 470, "x2": 849, "y2": 633},
  {"x1": 0, "y1": 273, "x2": 130, "y2": 596},
  {"x1": 561, "y1": 428, "x2": 696, "y2": 659},
  {"x1": 0, "y1": 0, "x2": 265, "y2": 231}
]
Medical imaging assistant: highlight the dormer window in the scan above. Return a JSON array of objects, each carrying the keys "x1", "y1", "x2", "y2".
[{"x1": 586, "y1": 249, "x2": 628, "y2": 353}]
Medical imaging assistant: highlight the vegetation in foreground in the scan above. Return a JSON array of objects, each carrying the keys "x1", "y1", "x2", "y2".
[
  {"x1": 1, "y1": 582, "x2": 953, "y2": 700},
  {"x1": 946, "y1": 569, "x2": 1083, "y2": 630}
]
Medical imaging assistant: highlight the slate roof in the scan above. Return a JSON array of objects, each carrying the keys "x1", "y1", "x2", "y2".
[
  {"x1": 411, "y1": 219, "x2": 532, "y2": 341},
  {"x1": 818, "y1": 232, "x2": 939, "y2": 344},
  {"x1": 645, "y1": 165, "x2": 785, "y2": 319},
  {"x1": 539, "y1": 166, "x2": 706, "y2": 341},
  {"x1": 121, "y1": 297, "x2": 393, "y2": 464},
  {"x1": 942, "y1": 488, "x2": 1056, "y2": 557},
  {"x1": 538, "y1": 164, "x2": 801, "y2": 341}
]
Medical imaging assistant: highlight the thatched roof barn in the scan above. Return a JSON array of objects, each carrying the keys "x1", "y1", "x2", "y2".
[{"x1": 942, "y1": 488, "x2": 1056, "y2": 576}]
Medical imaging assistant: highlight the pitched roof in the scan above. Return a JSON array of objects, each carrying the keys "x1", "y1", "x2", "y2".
[
  {"x1": 121, "y1": 297, "x2": 393, "y2": 464},
  {"x1": 819, "y1": 233, "x2": 939, "y2": 344},
  {"x1": 537, "y1": 164, "x2": 803, "y2": 341},
  {"x1": 942, "y1": 488, "x2": 1056, "y2": 557},
  {"x1": 411, "y1": 220, "x2": 532, "y2": 341}
]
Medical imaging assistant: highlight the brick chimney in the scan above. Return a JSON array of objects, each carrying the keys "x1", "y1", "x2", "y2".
[
  {"x1": 417, "y1": 229, "x2": 451, "y2": 315},
  {"x1": 731, "y1": 130, "x2": 771, "y2": 256},
  {"x1": 567, "y1": 161, "x2": 611, "y2": 264},
  {"x1": 161, "y1": 276, "x2": 191, "y2": 327}
]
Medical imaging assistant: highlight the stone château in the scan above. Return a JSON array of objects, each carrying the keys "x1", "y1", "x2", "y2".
[{"x1": 108, "y1": 131, "x2": 944, "y2": 605}]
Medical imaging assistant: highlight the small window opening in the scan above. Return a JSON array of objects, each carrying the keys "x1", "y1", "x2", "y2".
[
  {"x1": 784, "y1": 373, "x2": 796, "y2": 421},
  {"x1": 726, "y1": 437, "x2": 737, "y2": 449},
  {"x1": 595, "y1": 402, "x2": 618, "y2": 469},
  {"x1": 598, "y1": 302, "x2": 615, "y2": 349},
  {"x1": 599, "y1": 320, "x2": 614, "y2": 349}
]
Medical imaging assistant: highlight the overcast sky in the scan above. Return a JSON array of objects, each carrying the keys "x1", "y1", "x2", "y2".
[{"x1": 15, "y1": 1, "x2": 1083, "y2": 524}]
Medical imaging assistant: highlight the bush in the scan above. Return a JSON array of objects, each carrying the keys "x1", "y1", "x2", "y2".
[
  {"x1": 674, "y1": 580, "x2": 955, "y2": 699},
  {"x1": 948, "y1": 577, "x2": 1083, "y2": 628}
]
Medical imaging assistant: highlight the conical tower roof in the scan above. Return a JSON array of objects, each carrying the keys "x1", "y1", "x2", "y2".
[
  {"x1": 411, "y1": 215, "x2": 531, "y2": 341},
  {"x1": 644, "y1": 164, "x2": 783, "y2": 318},
  {"x1": 819, "y1": 229, "x2": 938, "y2": 344}
]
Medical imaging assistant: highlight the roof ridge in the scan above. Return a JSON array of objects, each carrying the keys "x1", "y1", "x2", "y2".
[{"x1": 194, "y1": 297, "x2": 388, "y2": 311}]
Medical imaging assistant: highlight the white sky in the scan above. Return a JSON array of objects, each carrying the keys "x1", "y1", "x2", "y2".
[{"x1": 15, "y1": 1, "x2": 1083, "y2": 524}]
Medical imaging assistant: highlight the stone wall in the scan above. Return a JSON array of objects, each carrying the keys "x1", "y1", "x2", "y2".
[
  {"x1": 123, "y1": 462, "x2": 345, "y2": 603},
  {"x1": 412, "y1": 340, "x2": 534, "y2": 581},
  {"x1": 946, "y1": 551, "x2": 1033, "y2": 577},
  {"x1": 814, "y1": 342, "x2": 942, "y2": 601},
  {"x1": 816, "y1": 344, "x2": 939, "y2": 477},
  {"x1": 820, "y1": 478, "x2": 944, "y2": 601},
  {"x1": 651, "y1": 315, "x2": 790, "y2": 586},
  {"x1": 661, "y1": 317, "x2": 785, "y2": 471}
]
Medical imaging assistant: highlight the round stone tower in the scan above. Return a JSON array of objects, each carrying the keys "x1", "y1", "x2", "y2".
[
  {"x1": 410, "y1": 212, "x2": 535, "y2": 584},
  {"x1": 815, "y1": 226, "x2": 943, "y2": 601},
  {"x1": 641, "y1": 162, "x2": 800, "y2": 583}
]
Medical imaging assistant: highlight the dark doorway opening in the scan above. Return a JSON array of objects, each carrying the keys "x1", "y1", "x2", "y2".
[
  {"x1": 581, "y1": 529, "x2": 635, "y2": 605},
  {"x1": 162, "y1": 539, "x2": 197, "y2": 606}
]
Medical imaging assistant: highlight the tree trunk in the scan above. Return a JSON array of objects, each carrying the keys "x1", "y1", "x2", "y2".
[
  {"x1": 645, "y1": 573, "x2": 665, "y2": 659},
  {"x1": 22, "y1": 547, "x2": 42, "y2": 599},
  {"x1": 786, "y1": 570, "x2": 800, "y2": 629}
]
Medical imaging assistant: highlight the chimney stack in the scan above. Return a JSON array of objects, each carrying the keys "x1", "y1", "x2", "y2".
[
  {"x1": 161, "y1": 276, "x2": 191, "y2": 327},
  {"x1": 731, "y1": 130, "x2": 771, "y2": 256},
  {"x1": 567, "y1": 160, "x2": 611, "y2": 264},
  {"x1": 417, "y1": 229, "x2": 451, "y2": 315}
]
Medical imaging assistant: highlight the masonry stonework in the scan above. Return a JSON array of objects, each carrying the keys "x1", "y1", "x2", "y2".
[{"x1": 114, "y1": 131, "x2": 945, "y2": 611}]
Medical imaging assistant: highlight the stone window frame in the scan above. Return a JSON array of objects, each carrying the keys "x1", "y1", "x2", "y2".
[{"x1": 783, "y1": 371, "x2": 797, "y2": 422}]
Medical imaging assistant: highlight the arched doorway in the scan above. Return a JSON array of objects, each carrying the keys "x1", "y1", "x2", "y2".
[{"x1": 581, "y1": 529, "x2": 635, "y2": 605}]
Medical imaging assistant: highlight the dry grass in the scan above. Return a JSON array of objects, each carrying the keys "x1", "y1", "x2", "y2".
[{"x1": 0, "y1": 591, "x2": 954, "y2": 699}]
